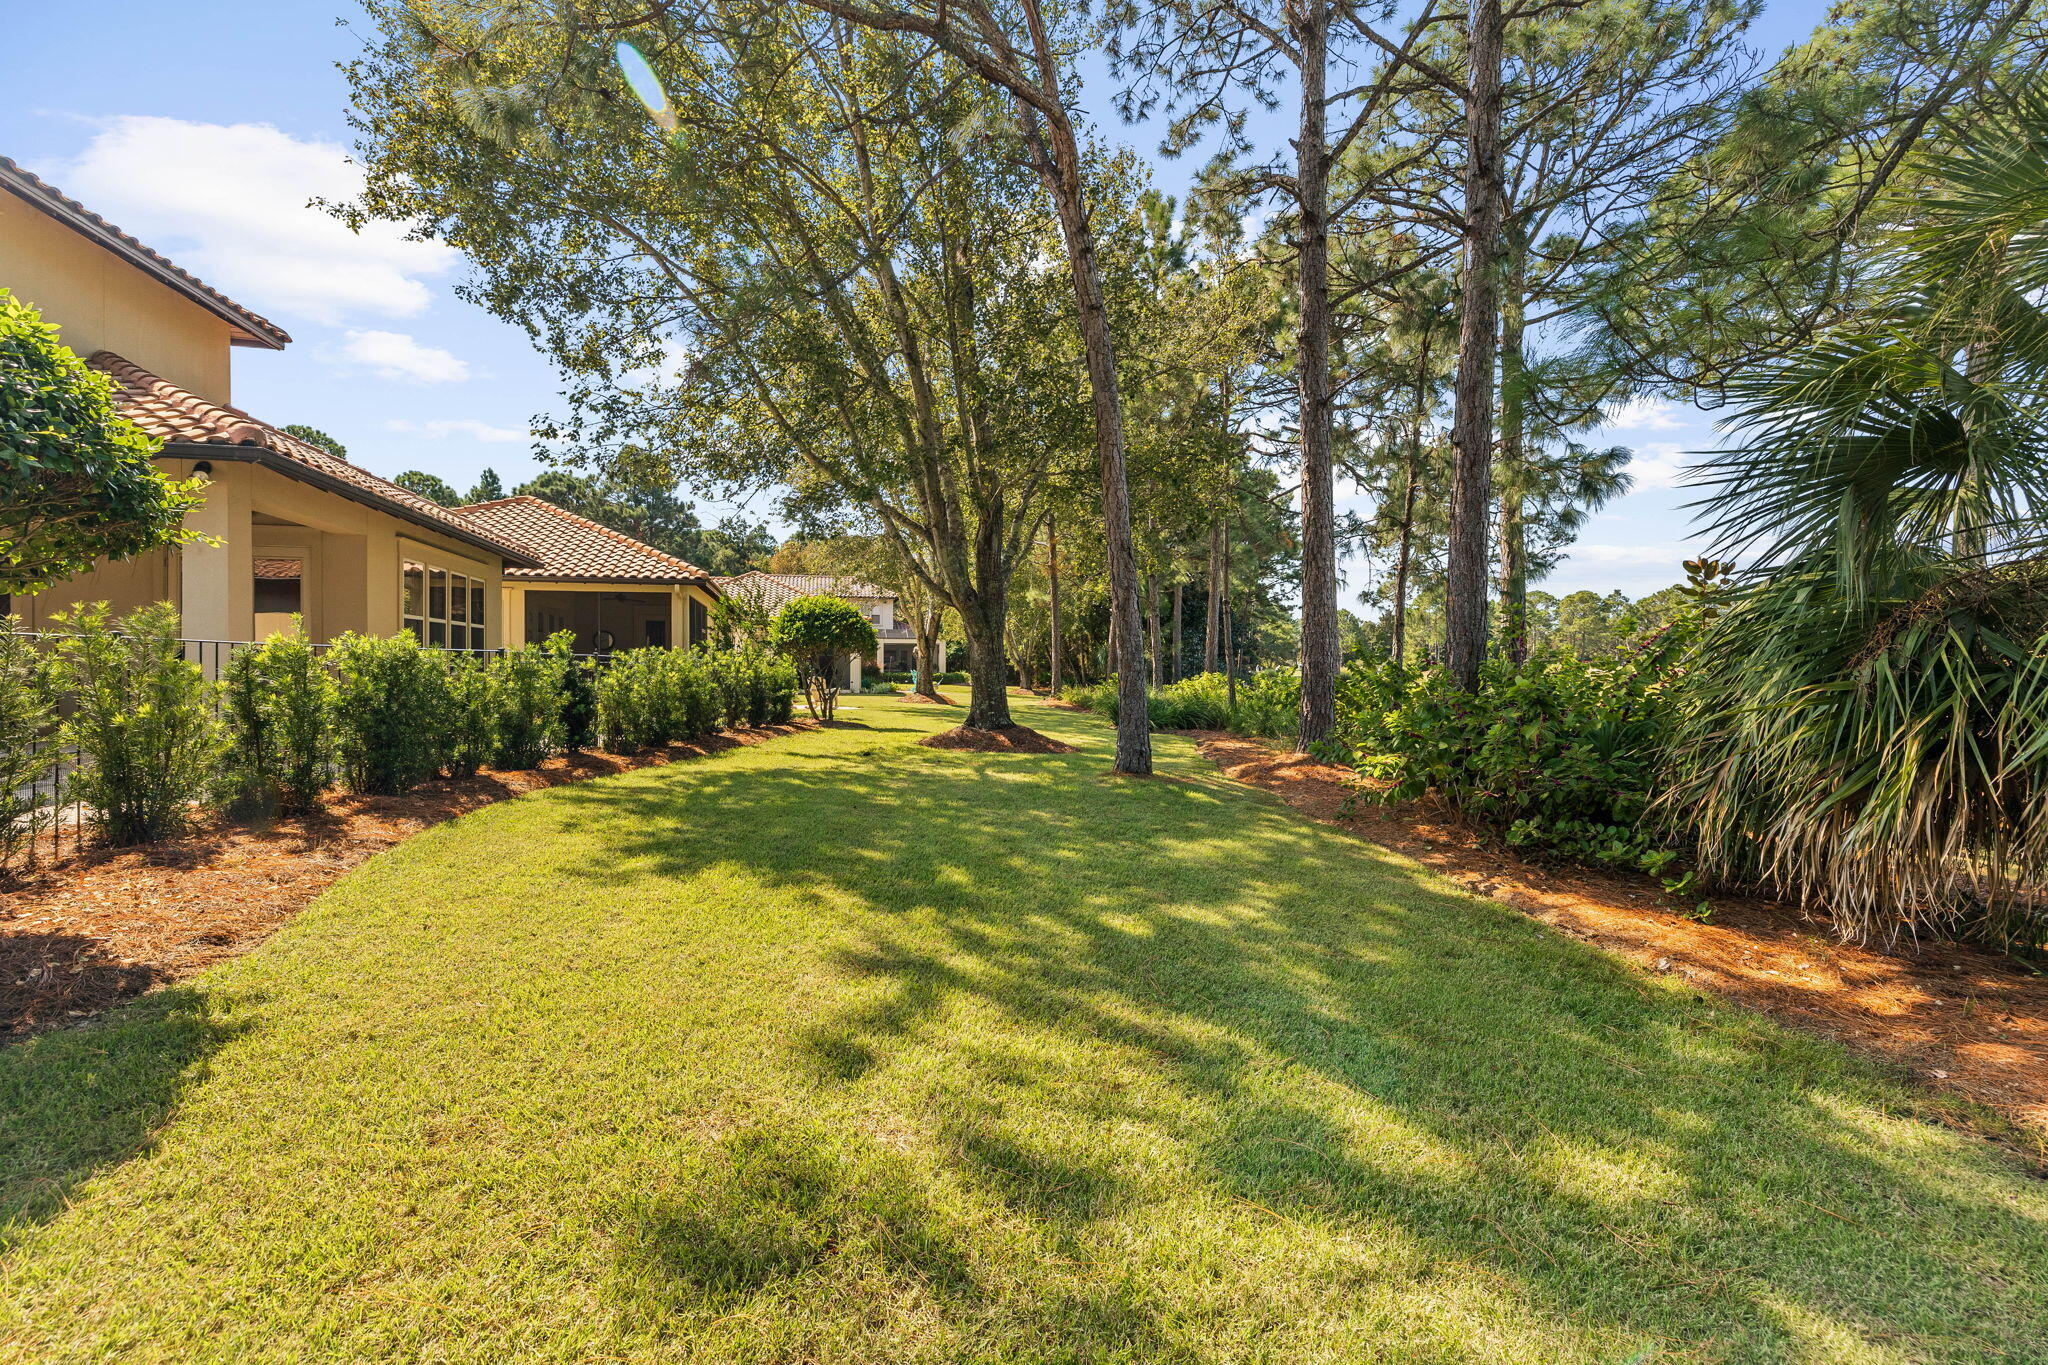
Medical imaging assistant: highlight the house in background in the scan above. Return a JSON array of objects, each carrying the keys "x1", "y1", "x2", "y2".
[
  {"x1": 2, "y1": 156, "x2": 719, "y2": 650},
  {"x1": 716, "y1": 570, "x2": 944, "y2": 689}
]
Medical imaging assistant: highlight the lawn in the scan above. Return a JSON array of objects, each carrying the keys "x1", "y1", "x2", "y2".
[{"x1": 2, "y1": 697, "x2": 2045, "y2": 1363}]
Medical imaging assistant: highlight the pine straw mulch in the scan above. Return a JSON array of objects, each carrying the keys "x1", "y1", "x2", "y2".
[
  {"x1": 1191, "y1": 730, "x2": 2048, "y2": 1150},
  {"x1": 918, "y1": 723, "x2": 1074, "y2": 754},
  {"x1": 0, "y1": 722, "x2": 817, "y2": 1042}
]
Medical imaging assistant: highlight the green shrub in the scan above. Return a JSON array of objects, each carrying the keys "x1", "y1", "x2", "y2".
[
  {"x1": 595, "y1": 649, "x2": 671, "y2": 750},
  {"x1": 672, "y1": 650, "x2": 720, "y2": 739},
  {"x1": 440, "y1": 651, "x2": 499, "y2": 779},
  {"x1": 763, "y1": 655, "x2": 797, "y2": 724},
  {"x1": 490, "y1": 640, "x2": 568, "y2": 770},
  {"x1": 936, "y1": 670, "x2": 968, "y2": 685},
  {"x1": 51, "y1": 603, "x2": 221, "y2": 845},
  {"x1": 769, "y1": 596, "x2": 877, "y2": 721},
  {"x1": 0, "y1": 621, "x2": 56, "y2": 871},
  {"x1": 219, "y1": 622, "x2": 333, "y2": 814},
  {"x1": 560, "y1": 648, "x2": 598, "y2": 751},
  {"x1": 1227, "y1": 668, "x2": 1299, "y2": 740},
  {"x1": 1368, "y1": 653, "x2": 1677, "y2": 876},
  {"x1": 330, "y1": 631, "x2": 450, "y2": 794},
  {"x1": 1151, "y1": 673, "x2": 1233, "y2": 729}
]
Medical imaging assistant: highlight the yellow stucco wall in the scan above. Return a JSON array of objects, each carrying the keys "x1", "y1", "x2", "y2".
[
  {"x1": 17, "y1": 458, "x2": 515, "y2": 646},
  {"x1": 0, "y1": 190, "x2": 238, "y2": 404}
]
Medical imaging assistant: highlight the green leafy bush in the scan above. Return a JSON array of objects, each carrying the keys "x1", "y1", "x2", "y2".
[
  {"x1": 330, "y1": 631, "x2": 450, "y2": 794},
  {"x1": 0, "y1": 621, "x2": 56, "y2": 871},
  {"x1": 0, "y1": 290, "x2": 201, "y2": 595},
  {"x1": 440, "y1": 651, "x2": 499, "y2": 779},
  {"x1": 1226, "y1": 668, "x2": 1299, "y2": 741},
  {"x1": 490, "y1": 639, "x2": 568, "y2": 770},
  {"x1": 220, "y1": 622, "x2": 333, "y2": 814},
  {"x1": 51, "y1": 603, "x2": 221, "y2": 845},
  {"x1": 560, "y1": 649, "x2": 599, "y2": 751},
  {"x1": 769, "y1": 596, "x2": 877, "y2": 721},
  {"x1": 1368, "y1": 652, "x2": 1678, "y2": 875},
  {"x1": 595, "y1": 648, "x2": 668, "y2": 751}
]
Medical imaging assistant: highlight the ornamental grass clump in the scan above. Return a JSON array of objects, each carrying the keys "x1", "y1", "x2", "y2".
[
  {"x1": 219, "y1": 620, "x2": 333, "y2": 815},
  {"x1": 0, "y1": 620, "x2": 56, "y2": 871},
  {"x1": 51, "y1": 603, "x2": 221, "y2": 845},
  {"x1": 329, "y1": 631, "x2": 450, "y2": 794}
]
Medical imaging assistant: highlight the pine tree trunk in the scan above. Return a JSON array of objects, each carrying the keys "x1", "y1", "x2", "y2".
[
  {"x1": 1047, "y1": 514, "x2": 1063, "y2": 695},
  {"x1": 1293, "y1": 0, "x2": 1340, "y2": 749},
  {"x1": 1446, "y1": 0, "x2": 1506, "y2": 692},
  {"x1": 1498, "y1": 252, "x2": 1529, "y2": 665},
  {"x1": 1170, "y1": 581, "x2": 1183, "y2": 684},
  {"x1": 1223, "y1": 521, "x2": 1238, "y2": 710},
  {"x1": 1146, "y1": 572, "x2": 1163, "y2": 685},
  {"x1": 1204, "y1": 519, "x2": 1223, "y2": 673},
  {"x1": 1391, "y1": 446, "x2": 1419, "y2": 665}
]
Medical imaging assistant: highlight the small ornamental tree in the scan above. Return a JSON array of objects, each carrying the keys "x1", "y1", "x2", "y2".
[
  {"x1": 769, "y1": 596, "x2": 876, "y2": 723},
  {"x1": 0, "y1": 289, "x2": 201, "y2": 595}
]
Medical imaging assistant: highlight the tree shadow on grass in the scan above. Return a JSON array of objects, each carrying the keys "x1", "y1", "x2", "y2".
[
  {"x1": 546, "y1": 713, "x2": 2048, "y2": 1360},
  {"x1": 0, "y1": 985, "x2": 248, "y2": 1251}
]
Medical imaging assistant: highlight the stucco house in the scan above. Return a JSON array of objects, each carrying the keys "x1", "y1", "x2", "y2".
[
  {"x1": 716, "y1": 569, "x2": 945, "y2": 689},
  {"x1": 1, "y1": 156, "x2": 720, "y2": 652}
]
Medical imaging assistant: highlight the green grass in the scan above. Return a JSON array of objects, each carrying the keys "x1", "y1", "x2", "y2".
[{"x1": 3, "y1": 697, "x2": 2045, "y2": 1363}]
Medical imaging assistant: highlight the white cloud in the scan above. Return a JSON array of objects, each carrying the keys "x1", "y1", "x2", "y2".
[
  {"x1": 330, "y1": 330, "x2": 470, "y2": 384},
  {"x1": 1567, "y1": 543, "x2": 1694, "y2": 568},
  {"x1": 1628, "y1": 442, "x2": 1691, "y2": 490},
  {"x1": 386, "y1": 418, "x2": 531, "y2": 444},
  {"x1": 1602, "y1": 396, "x2": 1687, "y2": 432},
  {"x1": 44, "y1": 116, "x2": 457, "y2": 324}
]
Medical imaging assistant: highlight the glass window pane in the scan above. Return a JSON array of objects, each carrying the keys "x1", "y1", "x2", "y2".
[
  {"x1": 403, "y1": 563, "x2": 424, "y2": 618},
  {"x1": 429, "y1": 620, "x2": 447, "y2": 647},
  {"x1": 428, "y1": 569, "x2": 447, "y2": 624},
  {"x1": 404, "y1": 620, "x2": 423, "y2": 642},
  {"x1": 471, "y1": 626, "x2": 486, "y2": 651},
  {"x1": 471, "y1": 584, "x2": 486, "y2": 629},
  {"x1": 450, "y1": 574, "x2": 468, "y2": 623}
]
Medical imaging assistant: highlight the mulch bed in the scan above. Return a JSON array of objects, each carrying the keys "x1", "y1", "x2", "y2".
[
  {"x1": 898, "y1": 691, "x2": 959, "y2": 705},
  {"x1": 918, "y1": 724, "x2": 1074, "y2": 754},
  {"x1": 0, "y1": 723, "x2": 816, "y2": 1041},
  {"x1": 1192, "y1": 731, "x2": 2048, "y2": 1150}
]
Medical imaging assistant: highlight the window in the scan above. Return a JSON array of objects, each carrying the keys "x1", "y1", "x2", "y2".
[
  {"x1": 253, "y1": 557, "x2": 303, "y2": 636},
  {"x1": 689, "y1": 598, "x2": 709, "y2": 647},
  {"x1": 402, "y1": 559, "x2": 487, "y2": 649}
]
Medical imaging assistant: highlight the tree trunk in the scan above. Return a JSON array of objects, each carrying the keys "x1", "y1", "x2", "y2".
[
  {"x1": 1204, "y1": 519, "x2": 1223, "y2": 673},
  {"x1": 914, "y1": 608, "x2": 943, "y2": 700},
  {"x1": 1223, "y1": 520, "x2": 1238, "y2": 710},
  {"x1": 1390, "y1": 441, "x2": 1419, "y2": 666},
  {"x1": 1497, "y1": 242, "x2": 1529, "y2": 665},
  {"x1": 1026, "y1": 103, "x2": 1150, "y2": 773},
  {"x1": 1047, "y1": 513, "x2": 1063, "y2": 694},
  {"x1": 1446, "y1": 0, "x2": 1505, "y2": 692},
  {"x1": 1146, "y1": 571, "x2": 1163, "y2": 686},
  {"x1": 1170, "y1": 581, "x2": 1183, "y2": 684},
  {"x1": 958, "y1": 589, "x2": 1012, "y2": 729},
  {"x1": 1293, "y1": 0, "x2": 1340, "y2": 749}
]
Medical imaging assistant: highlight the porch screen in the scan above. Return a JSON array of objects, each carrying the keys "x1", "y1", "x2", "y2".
[{"x1": 402, "y1": 560, "x2": 487, "y2": 649}]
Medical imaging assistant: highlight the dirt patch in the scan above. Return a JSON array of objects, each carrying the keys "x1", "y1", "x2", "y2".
[
  {"x1": 0, "y1": 723, "x2": 815, "y2": 1041},
  {"x1": 1192, "y1": 730, "x2": 2048, "y2": 1148},
  {"x1": 899, "y1": 691, "x2": 959, "y2": 706},
  {"x1": 918, "y1": 724, "x2": 1075, "y2": 754}
]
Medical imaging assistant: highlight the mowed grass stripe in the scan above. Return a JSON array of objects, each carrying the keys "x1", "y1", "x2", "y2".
[{"x1": 1, "y1": 697, "x2": 2044, "y2": 1363}]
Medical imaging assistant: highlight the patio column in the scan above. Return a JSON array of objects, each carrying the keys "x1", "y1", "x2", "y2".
[
  {"x1": 670, "y1": 586, "x2": 687, "y2": 649},
  {"x1": 501, "y1": 583, "x2": 527, "y2": 648},
  {"x1": 178, "y1": 464, "x2": 248, "y2": 644}
]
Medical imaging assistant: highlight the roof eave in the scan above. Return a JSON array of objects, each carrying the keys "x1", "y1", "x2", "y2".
[
  {"x1": 1, "y1": 163, "x2": 292, "y2": 350},
  {"x1": 161, "y1": 442, "x2": 542, "y2": 568}
]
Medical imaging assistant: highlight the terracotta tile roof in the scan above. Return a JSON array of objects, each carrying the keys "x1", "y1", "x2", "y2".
[
  {"x1": 454, "y1": 496, "x2": 714, "y2": 585},
  {"x1": 2, "y1": 157, "x2": 291, "y2": 350},
  {"x1": 715, "y1": 571, "x2": 894, "y2": 610},
  {"x1": 252, "y1": 557, "x2": 303, "y2": 580},
  {"x1": 88, "y1": 352, "x2": 540, "y2": 567}
]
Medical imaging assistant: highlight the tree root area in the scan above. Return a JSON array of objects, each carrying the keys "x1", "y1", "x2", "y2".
[{"x1": 918, "y1": 724, "x2": 1075, "y2": 754}]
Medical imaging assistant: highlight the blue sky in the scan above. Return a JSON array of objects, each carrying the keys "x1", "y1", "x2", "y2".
[{"x1": 6, "y1": 1, "x2": 1821, "y2": 602}]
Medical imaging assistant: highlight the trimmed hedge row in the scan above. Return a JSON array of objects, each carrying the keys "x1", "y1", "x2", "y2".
[{"x1": 0, "y1": 605, "x2": 799, "y2": 864}]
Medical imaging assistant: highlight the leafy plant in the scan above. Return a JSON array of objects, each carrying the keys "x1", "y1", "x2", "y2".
[
  {"x1": 51, "y1": 603, "x2": 221, "y2": 845},
  {"x1": 0, "y1": 290, "x2": 202, "y2": 595},
  {"x1": 329, "y1": 631, "x2": 450, "y2": 794},
  {"x1": 219, "y1": 621, "x2": 334, "y2": 815},
  {"x1": 490, "y1": 640, "x2": 568, "y2": 770},
  {"x1": 0, "y1": 620, "x2": 56, "y2": 871},
  {"x1": 440, "y1": 651, "x2": 499, "y2": 779},
  {"x1": 769, "y1": 596, "x2": 876, "y2": 722},
  {"x1": 559, "y1": 644, "x2": 599, "y2": 751}
]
